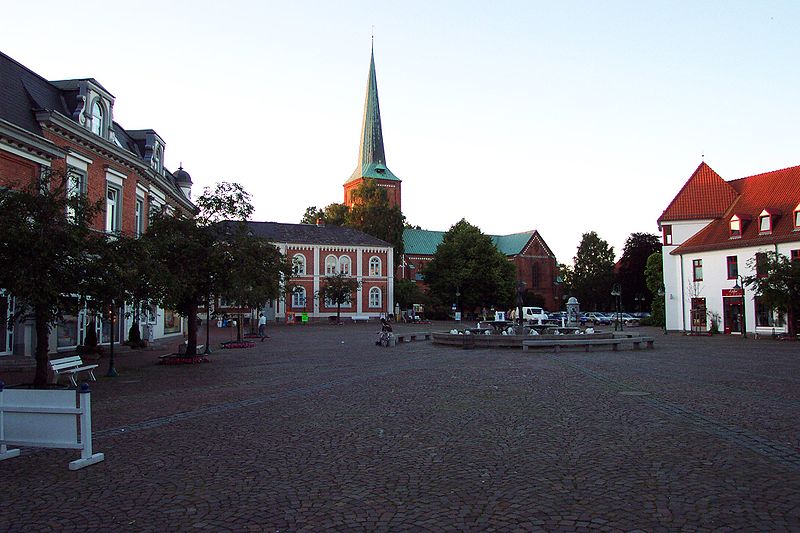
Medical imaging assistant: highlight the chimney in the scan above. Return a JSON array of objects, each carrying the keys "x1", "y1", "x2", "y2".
[{"x1": 316, "y1": 218, "x2": 324, "y2": 227}]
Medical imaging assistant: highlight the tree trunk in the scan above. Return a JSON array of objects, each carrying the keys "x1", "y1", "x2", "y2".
[
  {"x1": 236, "y1": 312, "x2": 243, "y2": 342},
  {"x1": 788, "y1": 305, "x2": 797, "y2": 338},
  {"x1": 185, "y1": 306, "x2": 198, "y2": 356},
  {"x1": 33, "y1": 305, "x2": 51, "y2": 388},
  {"x1": 337, "y1": 303, "x2": 341, "y2": 322}
]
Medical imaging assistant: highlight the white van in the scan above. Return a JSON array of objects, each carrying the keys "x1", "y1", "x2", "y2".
[{"x1": 522, "y1": 307, "x2": 549, "y2": 323}]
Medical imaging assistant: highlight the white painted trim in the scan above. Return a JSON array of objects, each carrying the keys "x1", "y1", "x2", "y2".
[
  {"x1": 67, "y1": 150, "x2": 93, "y2": 166},
  {"x1": 0, "y1": 143, "x2": 52, "y2": 167}
]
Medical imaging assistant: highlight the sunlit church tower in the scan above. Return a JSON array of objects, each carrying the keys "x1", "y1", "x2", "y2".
[{"x1": 344, "y1": 47, "x2": 402, "y2": 209}]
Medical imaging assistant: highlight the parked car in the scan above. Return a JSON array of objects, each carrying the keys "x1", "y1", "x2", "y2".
[
  {"x1": 522, "y1": 307, "x2": 549, "y2": 323},
  {"x1": 585, "y1": 313, "x2": 612, "y2": 325},
  {"x1": 618, "y1": 313, "x2": 640, "y2": 326}
]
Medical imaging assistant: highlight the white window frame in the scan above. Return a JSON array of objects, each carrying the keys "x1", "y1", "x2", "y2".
[
  {"x1": 134, "y1": 196, "x2": 145, "y2": 237},
  {"x1": 292, "y1": 254, "x2": 306, "y2": 276},
  {"x1": 325, "y1": 254, "x2": 338, "y2": 275},
  {"x1": 759, "y1": 211, "x2": 772, "y2": 233},
  {"x1": 368, "y1": 287, "x2": 382, "y2": 308},
  {"x1": 106, "y1": 185, "x2": 121, "y2": 233},
  {"x1": 90, "y1": 100, "x2": 104, "y2": 136},
  {"x1": 338, "y1": 255, "x2": 352, "y2": 276},
  {"x1": 369, "y1": 256, "x2": 381, "y2": 277},
  {"x1": 292, "y1": 287, "x2": 306, "y2": 308}
]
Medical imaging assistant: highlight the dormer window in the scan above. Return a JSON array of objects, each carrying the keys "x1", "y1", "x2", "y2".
[
  {"x1": 794, "y1": 204, "x2": 800, "y2": 230},
  {"x1": 90, "y1": 101, "x2": 104, "y2": 136},
  {"x1": 152, "y1": 145, "x2": 162, "y2": 173},
  {"x1": 758, "y1": 209, "x2": 779, "y2": 235},
  {"x1": 730, "y1": 216, "x2": 742, "y2": 238}
]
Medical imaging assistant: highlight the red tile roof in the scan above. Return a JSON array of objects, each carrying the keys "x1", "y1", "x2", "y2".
[
  {"x1": 670, "y1": 164, "x2": 800, "y2": 255},
  {"x1": 658, "y1": 162, "x2": 738, "y2": 223}
]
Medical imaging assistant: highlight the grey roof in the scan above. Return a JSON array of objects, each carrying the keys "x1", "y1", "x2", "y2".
[
  {"x1": 245, "y1": 221, "x2": 392, "y2": 248},
  {"x1": 346, "y1": 47, "x2": 401, "y2": 184}
]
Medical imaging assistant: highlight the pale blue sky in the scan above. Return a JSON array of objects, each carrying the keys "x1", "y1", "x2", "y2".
[{"x1": 3, "y1": 1, "x2": 799, "y2": 263}]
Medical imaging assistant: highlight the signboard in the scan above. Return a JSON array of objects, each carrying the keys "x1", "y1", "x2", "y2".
[{"x1": 722, "y1": 288, "x2": 744, "y2": 297}]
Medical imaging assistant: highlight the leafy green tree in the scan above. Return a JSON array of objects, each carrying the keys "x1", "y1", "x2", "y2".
[
  {"x1": 301, "y1": 206, "x2": 323, "y2": 225},
  {"x1": 572, "y1": 231, "x2": 615, "y2": 311},
  {"x1": 0, "y1": 169, "x2": 102, "y2": 386},
  {"x1": 317, "y1": 272, "x2": 360, "y2": 322},
  {"x1": 300, "y1": 203, "x2": 349, "y2": 226},
  {"x1": 617, "y1": 232, "x2": 661, "y2": 310},
  {"x1": 644, "y1": 251, "x2": 665, "y2": 326},
  {"x1": 744, "y1": 252, "x2": 800, "y2": 337},
  {"x1": 347, "y1": 179, "x2": 405, "y2": 257},
  {"x1": 394, "y1": 279, "x2": 428, "y2": 311},
  {"x1": 144, "y1": 182, "x2": 282, "y2": 356},
  {"x1": 424, "y1": 219, "x2": 515, "y2": 313}
]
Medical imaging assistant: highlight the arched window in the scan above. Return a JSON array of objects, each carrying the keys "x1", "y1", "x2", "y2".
[
  {"x1": 369, "y1": 287, "x2": 382, "y2": 308},
  {"x1": 325, "y1": 255, "x2": 338, "y2": 275},
  {"x1": 292, "y1": 254, "x2": 306, "y2": 276},
  {"x1": 90, "y1": 101, "x2": 103, "y2": 136},
  {"x1": 291, "y1": 287, "x2": 306, "y2": 308},
  {"x1": 369, "y1": 256, "x2": 381, "y2": 277},
  {"x1": 152, "y1": 145, "x2": 162, "y2": 173},
  {"x1": 338, "y1": 255, "x2": 351, "y2": 276}
]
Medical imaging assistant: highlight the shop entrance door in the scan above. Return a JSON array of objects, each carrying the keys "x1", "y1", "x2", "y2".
[{"x1": 723, "y1": 296, "x2": 744, "y2": 334}]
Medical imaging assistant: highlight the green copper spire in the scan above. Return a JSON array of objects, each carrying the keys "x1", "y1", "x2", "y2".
[{"x1": 347, "y1": 46, "x2": 400, "y2": 183}]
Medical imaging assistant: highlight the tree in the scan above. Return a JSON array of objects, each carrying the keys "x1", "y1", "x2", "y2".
[
  {"x1": 144, "y1": 182, "x2": 284, "y2": 356},
  {"x1": 424, "y1": 219, "x2": 515, "y2": 313},
  {"x1": 394, "y1": 279, "x2": 428, "y2": 311},
  {"x1": 571, "y1": 231, "x2": 615, "y2": 311},
  {"x1": 300, "y1": 203, "x2": 348, "y2": 226},
  {"x1": 644, "y1": 251, "x2": 665, "y2": 327},
  {"x1": 617, "y1": 233, "x2": 661, "y2": 310},
  {"x1": 317, "y1": 272, "x2": 360, "y2": 322},
  {"x1": 347, "y1": 179, "x2": 405, "y2": 257},
  {"x1": 0, "y1": 169, "x2": 102, "y2": 386},
  {"x1": 744, "y1": 252, "x2": 800, "y2": 338}
]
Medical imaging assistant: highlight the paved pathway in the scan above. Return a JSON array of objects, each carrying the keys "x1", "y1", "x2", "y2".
[{"x1": 2, "y1": 323, "x2": 799, "y2": 532}]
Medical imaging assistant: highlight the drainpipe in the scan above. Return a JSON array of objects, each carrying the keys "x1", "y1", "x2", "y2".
[{"x1": 679, "y1": 254, "x2": 686, "y2": 333}]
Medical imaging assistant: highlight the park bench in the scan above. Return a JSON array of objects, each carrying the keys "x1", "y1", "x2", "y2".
[
  {"x1": 395, "y1": 332, "x2": 432, "y2": 343},
  {"x1": 522, "y1": 336, "x2": 654, "y2": 353},
  {"x1": 50, "y1": 356, "x2": 99, "y2": 387},
  {"x1": 351, "y1": 315, "x2": 371, "y2": 323},
  {"x1": 177, "y1": 343, "x2": 205, "y2": 355}
]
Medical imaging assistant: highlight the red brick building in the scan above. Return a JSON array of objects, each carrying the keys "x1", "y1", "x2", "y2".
[{"x1": 0, "y1": 51, "x2": 196, "y2": 356}]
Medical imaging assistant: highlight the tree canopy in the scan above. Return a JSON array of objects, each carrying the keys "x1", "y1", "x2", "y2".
[
  {"x1": 571, "y1": 231, "x2": 615, "y2": 311},
  {"x1": 317, "y1": 272, "x2": 360, "y2": 322},
  {"x1": 644, "y1": 251, "x2": 665, "y2": 327},
  {"x1": 423, "y1": 219, "x2": 515, "y2": 313},
  {"x1": 0, "y1": 169, "x2": 102, "y2": 386},
  {"x1": 617, "y1": 232, "x2": 661, "y2": 310}
]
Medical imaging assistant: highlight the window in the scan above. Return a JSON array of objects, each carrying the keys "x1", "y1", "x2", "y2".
[
  {"x1": 369, "y1": 256, "x2": 381, "y2": 277},
  {"x1": 755, "y1": 297, "x2": 785, "y2": 328},
  {"x1": 152, "y1": 145, "x2": 162, "y2": 173},
  {"x1": 292, "y1": 254, "x2": 306, "y2": 276},
  {"x1": 662, "y1": 224, "x2": 673, "y2": 245},
  {"x1": 105, "y1": 186, "x2": 121, "y2": 233},
  {"x1": 531, "y1": 263, "x2": 541, "y2": 288},
  {"x1": 163, "y1": 309, "x2": 181, "y2": 334},
  {"x1": 726, "y1": 256, "x2": 738, "y2": 280},
  {"x1": 369, "y1": 287, "x2": 382, "y2": 308},
  {"x1": 755, "y1": 252, "x2": 768, "y2": 278},
  {"x1": 134, "y1": 197, "x2": 144, "y2": 237},
  {"x1": 792, "y1": 249, "x2": 800, "y2": 263},
  {"x1": 730, "y1": 217, "x2": 741, "y2": 238},
  {"x1": 325, "y1": 255, "x2": 338, "y2": 275},
  {"x1": 90, "y1": 101, "x2": 103, "y2": 136},
  {"x1": 338, "y1": 256, "x2": 351, "y2": 276},
  {"x1": 759, "y1": 213, "x2": 772, "y2": 233},
  {"x1": 292, "y1": 287, "x2": 306, "y2": 308},
  {"x1": 692, "y1": 259, "x2": 703, "y2": 281},
  {"x1": 795, "y1": 207, "x2": 800, "y2": 230},
  {"x1": 66, "y1": 168, "x2": 86, "y2": 220}
]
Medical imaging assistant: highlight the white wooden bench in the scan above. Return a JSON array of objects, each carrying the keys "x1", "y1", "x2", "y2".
[
  {"x1": 523, "y1": 336, "x2": 655, "y2": 353},
  {"x1": 351, "y1": 315, "x2": 371, "y2": 323},
  {"x1": 50, "y1": 356, "x2": 99, "y2": 387},
  {"x1": 395, "y1": 332, "x2": 432, "y2": 343}
]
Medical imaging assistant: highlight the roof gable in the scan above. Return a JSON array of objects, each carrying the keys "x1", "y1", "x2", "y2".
[{"x1": 658, "y1": 162, "x2": 738, "y2": 222}]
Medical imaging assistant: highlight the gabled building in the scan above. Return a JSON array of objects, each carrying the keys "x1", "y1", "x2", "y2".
[
  {"x1": 401, "y1": 228, "x2": 560, "y2": 311},
  {"x1": 0, "y1": 51, "x2": 196, "y2": 356},
  {"x1": 659, "y1": 162, "x2": 800, "y2": 335},
  {"x1": 240, "y1": 222, "x2": 394, "y2": 321}
]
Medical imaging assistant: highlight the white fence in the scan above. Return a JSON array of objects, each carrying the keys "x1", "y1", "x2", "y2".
[{"x1": 0, "y1": 383, "x2": 104, "y2": 470}]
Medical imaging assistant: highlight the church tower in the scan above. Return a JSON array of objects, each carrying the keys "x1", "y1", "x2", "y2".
[{"x1": 344, "y1": 46, "x2": 402, "y2": 209}]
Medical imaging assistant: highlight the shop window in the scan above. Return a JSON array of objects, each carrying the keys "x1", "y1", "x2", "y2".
[
  {"x1": 163, "y1": 309, "x2": 181, "y2": 334},
  {"x1": 755, "y1": 297, "x2": 785, "y2": 328}
]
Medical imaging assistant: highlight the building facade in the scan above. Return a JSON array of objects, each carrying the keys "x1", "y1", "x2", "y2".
[
  {"x1": 240, "y1": 222, "x2": 394, "y2": 321},
  {"x1": 401, "y1": 228, "x2": 560, "y2": 311},
  {"x1": 659, "y1": 162, "x2": 800, "y2": 335},
  {"x1": 0, "y1": 51, "x2": 196, "y2": 356}
]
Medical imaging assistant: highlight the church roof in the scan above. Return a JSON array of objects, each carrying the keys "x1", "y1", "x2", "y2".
[
  {"x1": 403, "y1": 228, "x2": 542, "y2": 257},
  {"x1": 346, "y1": 47, "x2": 401, "y2": 184}
]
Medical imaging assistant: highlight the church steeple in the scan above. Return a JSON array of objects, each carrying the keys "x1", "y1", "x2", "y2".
[{"x1": 344, "y1": 45, "x2": 402, "y2": 208}]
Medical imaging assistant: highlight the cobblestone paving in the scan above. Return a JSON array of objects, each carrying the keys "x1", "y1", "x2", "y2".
[{"x1": 2, "y1": 324, "x2": 799, "y2": 532}]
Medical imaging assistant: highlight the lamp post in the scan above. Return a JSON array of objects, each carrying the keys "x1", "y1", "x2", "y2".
[
  {"x1": 732, "y1": 275, "x2": 747, "y2": 339},
  {"x1": 657, "y1": 285, "x2": 666, "y2": 335},
  {"x1": 611, "y1": 283, "x2": 622, "y2": 332},
  {"x1": 516, "y1": 280, "x2": 526, "y2": 334},
  {"x1": 106, "y1": 302, "x2": 117, "y2": 377}
]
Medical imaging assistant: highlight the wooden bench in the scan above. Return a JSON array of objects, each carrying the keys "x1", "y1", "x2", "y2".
[
  {"x1": 50, "y1": 356, "x2": 99, "y2": 387},
  {"x1": 176, "y1": 343, "x2": 205, "y2": 355},
  {"x1": 395, "y1": 332, "x2": 432, "y2": 343},
  {"x1": 351, "y1": 315, "x2": 371, "y2": 323},
  {"x1": 522, "y1": 336, "x2": 654, "y2": 353}
]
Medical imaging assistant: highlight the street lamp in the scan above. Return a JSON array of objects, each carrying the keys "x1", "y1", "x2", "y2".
[
  {"x1": 732, "y1": 275, "x2": 747, "y2": 339},
  {"x1": 516, "y1": 280, "x2": 526, "y2": 333},
  {"x1": 611, "y1": 283, "x2": 622, "y2": 332},
  {"x1": 106, "y1": 302, "x2": 118, "y2": 377},
  {"x1": 657, "y1": 285, "x2": 666, "y2": 335}
]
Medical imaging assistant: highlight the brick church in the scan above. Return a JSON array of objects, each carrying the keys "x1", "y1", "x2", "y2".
[{"x1": 344, "y1": 47, "x2": 560, "y2": 311}]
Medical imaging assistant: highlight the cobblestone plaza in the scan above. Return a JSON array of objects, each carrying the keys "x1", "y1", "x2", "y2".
[{"x1": 2, "y1": 324, "x2": 799, "y2": 532}]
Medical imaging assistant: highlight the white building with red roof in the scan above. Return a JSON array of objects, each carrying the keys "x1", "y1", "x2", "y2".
[{"x1": 659, "y1": 162, "x2": 800, "y2": 335}]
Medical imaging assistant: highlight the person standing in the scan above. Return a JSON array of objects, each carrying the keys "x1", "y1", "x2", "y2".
[{"x1": 258, "y1": 313, "x2": 270, "y2": 341}]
